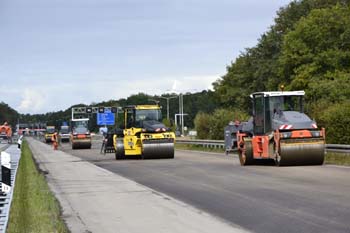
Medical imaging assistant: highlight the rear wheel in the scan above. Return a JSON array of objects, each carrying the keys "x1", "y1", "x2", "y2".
[
  {"x1": 238, "y1": 140, "x2": 254, "y2": 166},
  {"x1": 115, "y1": 139, "x2": 125, "y2": 160}
]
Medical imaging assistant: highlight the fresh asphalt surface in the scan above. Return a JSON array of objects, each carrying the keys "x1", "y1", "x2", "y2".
[{"x1": 59, "y1": 138, "x2": 350, "y2": 233}]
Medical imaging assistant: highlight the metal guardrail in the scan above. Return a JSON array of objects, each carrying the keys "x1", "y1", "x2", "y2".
[
  {"x1": 0, "y1": 145, "x2": 21, "y2": 232},
  {"x1": 176, "y1": 139, "x2": 226, "y2": 149},
  {"x1": 176, "y1": 139, "x2": 350, "y2": 154}
]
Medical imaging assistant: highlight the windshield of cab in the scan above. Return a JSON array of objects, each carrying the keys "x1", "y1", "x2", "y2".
[
  {"x1": 74, "y1": 126, "x2": 88, "y2": 134},
  {"x1": 270, "y1": 95, "x2": 303, "y2": 115},
  {"x1": 46, "y1": 128, "x2": 55, "y2": 134},
  {"x1": 126, "y1": 109, "x2": 162, "y2": 128},
  {"x1": 136, "y1": 109, "x2": 162, "y2": 122},
  {"x1": 60, "y1": 128, "x2": 69, "y2": 134},
  {"x1": 72, "y1": 120, "x2": 88, "y2": 128}
]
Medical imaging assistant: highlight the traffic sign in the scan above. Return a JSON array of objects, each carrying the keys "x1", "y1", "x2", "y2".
[
  {"x1": 97, "y1": 109, "x2": 115, "y2": 125},
  {"x1": 98, "y1": 107, "x2": 105, "y2": 113}
]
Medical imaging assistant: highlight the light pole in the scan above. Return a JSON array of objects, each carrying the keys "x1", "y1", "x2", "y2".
[
  {"x1": 180, "y1": 93, "x2": 184, "y2": 136},
  {"x1": 159, "y1": 96, "x2": 177, "y2": 120},
  {"x1": 148, "y1": 99, "x2": 160, "y2": 105},
  {"x1": 175, "y1": 93, "x2": 186, "y2": 136}
]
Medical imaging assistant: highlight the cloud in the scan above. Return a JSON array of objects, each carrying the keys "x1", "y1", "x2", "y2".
[
  {"x1": 171, "y1": 80, "x2": 177, "y2": 92},
  {"x1": 17, "y1": 88, "x2": 47, "y2": 114},
  {"x1": 167, "y1": 75, "x2": 219, "y2": 93},
  {"x1": 4, "y1": 74, "x2": 220, "y2": 114}
]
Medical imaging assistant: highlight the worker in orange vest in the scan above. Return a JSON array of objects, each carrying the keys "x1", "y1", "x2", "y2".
[{"x1": 51, "y1": 132, "x2": 59, "y2": 150}]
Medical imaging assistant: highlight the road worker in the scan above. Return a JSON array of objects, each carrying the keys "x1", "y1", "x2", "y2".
[{"x1": 51, "y1": 131, "x2": 59, "y2": 150}]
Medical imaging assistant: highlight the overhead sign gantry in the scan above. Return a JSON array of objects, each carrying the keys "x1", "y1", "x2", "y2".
[{"x1": 71, "y1": 106, "x2": 121, "y2": 125}]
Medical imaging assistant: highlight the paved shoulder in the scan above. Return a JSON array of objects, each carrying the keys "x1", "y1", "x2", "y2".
[{"x1": 27, "y1": 138, "x2": 248, "y2": 233}]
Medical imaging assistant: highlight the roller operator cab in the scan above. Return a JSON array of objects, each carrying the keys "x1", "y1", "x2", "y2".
[
  {"x1": 44, "y1": 126, "x2": 55, "y2": 143},
  {"x1": 236, "y1": 91, "x2": 326, "y2": 166},
  {"x1": 70, "y1": 118, "x2": 92, "y2": 149},
  {"x1": 113, "y1": 105, "x2": 175, "y2": 160}
]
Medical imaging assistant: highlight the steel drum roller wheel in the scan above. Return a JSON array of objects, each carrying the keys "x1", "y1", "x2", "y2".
[
  {"x1": 277, "y1": 139, "x2": 325, "y2": 166},
  {"x1": 142, "y1": 142, "x2": 174, "y2": 159}
]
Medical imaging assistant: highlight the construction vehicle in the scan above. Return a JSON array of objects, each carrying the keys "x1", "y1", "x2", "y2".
[
  {"x1": 113, "y1": 105, "x2": 175, "y2": 160},
  {"x1": 224, "y1": 120, "x2": 243, "y2": 155},
  {"x1": 70, "y1": 118, "x2": 91, "y2": 149},
  {"x1": 59, "y1": 125, "x2": 70, "y2": 142},
  {"x1": 0, "y1": 123, "x2": 12, "y2": 144},
  {"x1": 44, "y1": 126, "x2": 55, "y2": 143},
  {"x1": 235, "y1": 90, "x2": 325, "y2": 166}
]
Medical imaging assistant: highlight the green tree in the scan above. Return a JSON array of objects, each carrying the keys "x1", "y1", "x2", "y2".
[
  {"x1": 208, "y1": 109, "x2": 248, "y2": 140},
  {"x1": 0, "y1": 102, "x2": 19, "y2": 127},
  {"x1": 279, "y1": 4, "x2": 350, "y2": 100},
  {"x1": 194, "y1": 109, "x2": 248, "y2": 140},
  {"x1": 194, "y1": 112, "x2": 211, "y2": 139},
  {"x1": 214, "y1": 0, "x2": 350, "y2": 110},
  {"x1": 317, "y1": 101, "x2": 350, "y2": 144}
]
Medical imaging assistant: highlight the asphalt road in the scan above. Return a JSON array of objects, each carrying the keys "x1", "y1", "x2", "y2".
[{"x1": 60, "y1": 139, "x2": 350, "y2": 233}]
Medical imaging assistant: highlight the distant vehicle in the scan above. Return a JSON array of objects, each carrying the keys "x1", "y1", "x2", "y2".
[
  {"x1": 70, "y1": 118, "x2": 91, "y2": 149},
  {"x1": 59, "y1": 125, "x2": 70, "y2": 142},
  {"x1": 16, "y1": 123, "x2": 28, "y2": 135},
  {"x1": 44, "y1": 126, "x2": 55, "y2": 143},
  {"x1": 0, "y1": 123, "x2": 13, "y2": 144}
]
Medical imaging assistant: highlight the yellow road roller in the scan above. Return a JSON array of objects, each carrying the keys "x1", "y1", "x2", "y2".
[
  {"x1": 113, "y1": 105, "x2": 175, "y2": 160},
  {"x1": 44, "y1": 126, "x2": 55, "y2": 143}
]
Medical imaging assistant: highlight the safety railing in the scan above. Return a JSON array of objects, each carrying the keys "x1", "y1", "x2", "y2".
[
  {"x1": 0, "y1": 145, "x2": 21, "y2": 232},
  {"x1": 176, "y1": 139, "x2": 350, "y2": 154},
  {"x1": 176, "y1": 139, "x2": 226, "y2": 149}
]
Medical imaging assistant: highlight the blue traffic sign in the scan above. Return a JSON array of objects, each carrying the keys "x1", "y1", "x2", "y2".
[{"x1": 97, "y1": 109, "x2": 115, "y2": 125}]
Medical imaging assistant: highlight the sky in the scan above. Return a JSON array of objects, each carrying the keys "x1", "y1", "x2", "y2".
[{"x1": 0, "y1": 0, "x2": 291, "y2": 114}]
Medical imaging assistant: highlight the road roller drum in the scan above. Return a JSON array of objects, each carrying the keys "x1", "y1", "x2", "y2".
[
  {"x1": 277, "y1": 139, "x2": 325, "y2": 166},
  {"x1": 142, "y1": 140, "x2": 174, "y2": 159}
]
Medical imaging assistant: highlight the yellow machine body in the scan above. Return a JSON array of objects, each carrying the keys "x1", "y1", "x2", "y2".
[
  {"x1": 114, "y1": 105, "x2": 175, "y2": 159},
  {"x1": 44, "y1": 126, "x2": 55, "y2": 143}
]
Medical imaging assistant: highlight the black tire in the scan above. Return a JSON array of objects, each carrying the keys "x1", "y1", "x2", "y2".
[
  {"x1": 115, "y1": 151, "x2": 125, "y2": 160},
  {"x1": 115, "y1": 139, "x2": 125, "y2": 160},
  {"x1": 238, "y1": 140, "x2": 254, "y2": 166}
]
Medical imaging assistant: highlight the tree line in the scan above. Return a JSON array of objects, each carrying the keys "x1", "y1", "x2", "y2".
[
  {"x1": 1, "y1": 0, "x2": 350, "y2": 144},
  {"x1": 200, "y1": 0, "x2": 350, "y2": 143}
]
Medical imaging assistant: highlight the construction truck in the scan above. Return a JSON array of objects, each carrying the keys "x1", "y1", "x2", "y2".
[
  {"x1": 59, "y1": 125, "x2": 70, "y2": 142},
  {"x1": 234, "y1": 90, "x2": 325, "y2": 166},
  {"x1": 113, "y1": 105, "x2": 175, "y2": 160},
  {"x1": 70, "y1": 118, "x2": 91, "y2": 149},
  {"x1": 44, "y1": 126, "x2": 56, "y2": 143},
  {"x1": 0, "y1": 122, "x2": 12, "y2": 144}
]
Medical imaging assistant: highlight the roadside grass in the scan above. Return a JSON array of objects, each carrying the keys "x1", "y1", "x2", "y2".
[
  {"x1": 176, "y1": 143, "x2": 350, "y2": 166},
  {"x1": 325, "y1": 152, "x2": 350, "y2": 166},
  {"x1": 7, "y1": 141, "x2": 68, "y2": 233}
]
